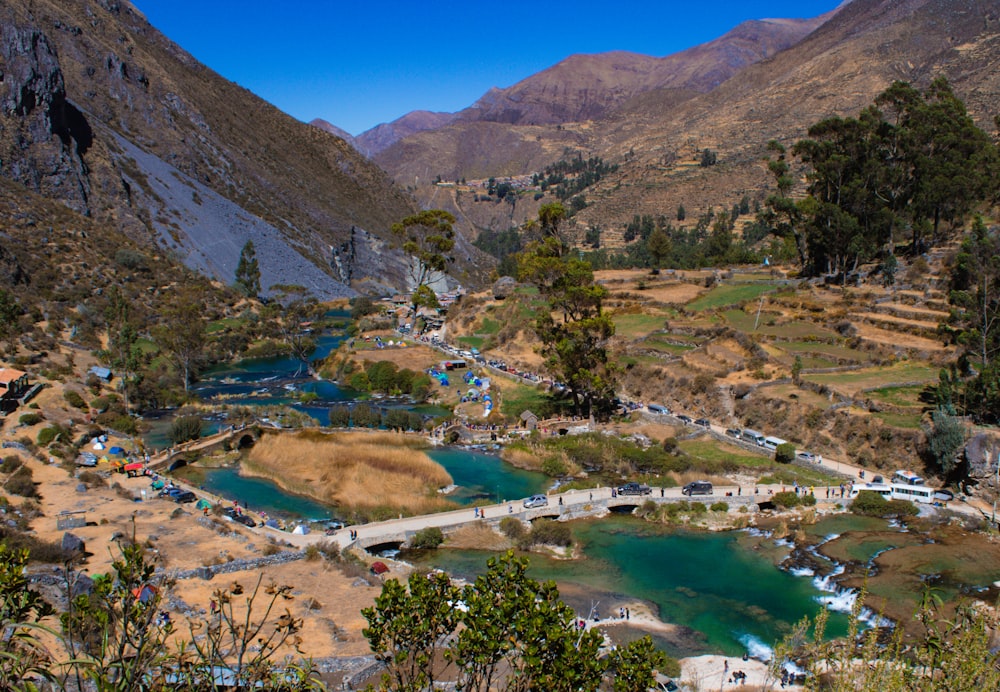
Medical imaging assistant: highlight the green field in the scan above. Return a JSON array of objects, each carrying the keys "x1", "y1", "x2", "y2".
[
  {"x1": 613, "y1": 312, "x2": 670, "y2": 339},
  {"x1": 679, "y1": 439, "x2": 840, "y2": 485},
  {"x1": 457, "y1": 336, "x2": 485, "y2": 349},
  {"x1": 803, "y1": 362, "x2": 939, "y2": 391},
  {"x1": 872, "y1": 411, "x2": 925, "y2": 429},
  {"x1": 479, "y1": 317, "x2": 501, "y2": 335},
  {"x1": 687, "y1": 283, "x2": 778, "y2": 311},
  {"x1": 865, "y1": 384, "x2": 929, "y2": 408},
  {"x1": 498, "y1": 380, "x2": 553, "y2": 417},
  {"x1": 776, "y1": 341, "x2": 871, "y2": 363}
]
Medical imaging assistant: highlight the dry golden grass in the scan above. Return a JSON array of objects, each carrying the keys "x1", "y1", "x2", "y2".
[
  {"x1": 500, "y1": 446, "x2": 546, "y2": 471},
  {"x1": 242, "y1": 430, "x2": 456, "y2": 514}
]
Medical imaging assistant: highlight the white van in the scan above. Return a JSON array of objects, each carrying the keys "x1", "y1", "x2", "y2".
[
  {"x1": 892, "y1": 470, "x2": 924, "y2": 486},
  {"x1": 741, "y1": 429, "x2": 765, "y2": 446},
  {"x1": 763, "y1": 436, "x2": 788, "y2": 451}
]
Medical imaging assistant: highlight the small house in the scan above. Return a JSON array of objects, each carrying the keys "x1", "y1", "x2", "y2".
[
  {"x1": 88, "y1": 366, "x2": 113, "y2": 383},
  {"x1": 519, "y1": 410, "x2": 539, "y2": 430}
]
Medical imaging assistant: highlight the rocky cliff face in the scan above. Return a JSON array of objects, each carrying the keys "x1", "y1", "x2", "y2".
[
  {"x1": 0, "y1": 5, "x2": 92, "y2": 217},
  {"x1": 0, "y1": 0, "x2": 490, "y2": 297}
]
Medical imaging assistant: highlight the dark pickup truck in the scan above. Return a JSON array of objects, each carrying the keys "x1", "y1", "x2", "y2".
[{"x1": 617, "y1": 482, "x2": 653, "y2": 496}]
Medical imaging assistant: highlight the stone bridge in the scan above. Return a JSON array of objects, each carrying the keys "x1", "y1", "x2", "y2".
[
  {"x1": 304, "y1": 485, "x2": 768, "y2": 554},
  {"x1": 146, "y1": 426, "x2": 259, "y2": 472}
]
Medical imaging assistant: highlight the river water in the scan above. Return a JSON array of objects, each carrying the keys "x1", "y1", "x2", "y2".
[{"x1": 147, "y1": 311, "x2": 998, "y2": 660}]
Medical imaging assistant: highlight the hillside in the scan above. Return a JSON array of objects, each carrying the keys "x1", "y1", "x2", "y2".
[
  {"x1": 371, "y1": 0, "x2": 1000, "y2": 244},
  {"x1": 0, "y1": 0, "x2": 490, "y2": 298}
]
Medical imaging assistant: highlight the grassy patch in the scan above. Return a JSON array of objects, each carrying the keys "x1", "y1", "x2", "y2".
[
  {"x1": 479, "y1": 317, "x2": 501, "y2": 335},
  {"x1": 457, "y1": 336, "x2": 484, "y2": 349},
  {"x1": 679, "y1": 439, "x2": 770, "y2": 468},
  {"x1": 804, "y1": 362, "x2": 938, "y2": 393},
  {"x1": 872, "y1": 411, "x2": 924, "y2": 429},
  {"x1": 638, "y1": 337, "x2": 697, "y2": 354},
  {"x1": 207, "y1": 316, "x2": 246, "y2": 334},
  {"x1": 687, "y1": 283, "x2": 777, "y2": 311},
  {"x1": 613, "y1": 313, "x2": 670, "y2": 339},
  {"x1": 866, "y1": 384, "x2": 928, "y2": 408},
  {"x1": 498, "y1": 381, "x2": 554, "y2": 418},
  {"x1": 776, "y1": 341, "x2": 871, "y2": 363}
]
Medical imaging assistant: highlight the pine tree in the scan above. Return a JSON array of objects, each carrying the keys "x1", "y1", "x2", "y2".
[{"x1": 234, "y1": 240, "x2": 261, "y2": 298}]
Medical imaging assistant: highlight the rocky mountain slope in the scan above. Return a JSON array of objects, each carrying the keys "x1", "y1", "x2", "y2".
[
  {"x1": 368, "y1": 0, "x2": 1000, "y2": 245},
  {"x1": 0, "y1": 0, "x2": 489, "y2": 299}
]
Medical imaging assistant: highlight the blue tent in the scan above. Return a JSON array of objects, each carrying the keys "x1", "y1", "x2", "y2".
[{"x1": 108, "y1": 446, "x2": 125, "y2": 455}]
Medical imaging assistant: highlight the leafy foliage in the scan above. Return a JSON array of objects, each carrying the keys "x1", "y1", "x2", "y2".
[
  {"x1": 411, "y1": 526, "x2": 444, "y2": 549},
  {"x1": 169, "y1": 415, "x2": 203, "y2": 444},
  {"x1": 364, "y1": 551, "x2": 662, "y2": 692},
  {"x1": 234, "y1": 240, "x2": 262, "y2": 298},
  {"x1": 923, "y1": 410, "x2": 967, "y2": 476},
  {"x1": 850, "y1": 490, "x2": 918, "y2": 517}
]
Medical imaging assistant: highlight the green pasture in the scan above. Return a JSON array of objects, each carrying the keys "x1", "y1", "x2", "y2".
[
  {"x1": 479, "y1": 317, "x2": 501, "y2": 335},
  {"x1": 776, "y1": 341, "x2": 871, "y2": 363},
  {"x1": 679, "y1": 439, "x2": 840, "y2": 485},
  {"x1": 865, "y1": 384, "x2": 929, "y2": 408},
  {"x1": 498, "y1": 380, "x2": 552, "y2": 418},
  {"x1": 206, "y1": 316, "x2": 245, "y2": 334},
  {"x1": 687, "y1": 283, "x2": 777, "y2": 311},
  {"x1": 457, "y1": 336, "x2": 485, "y2": 350},
  {"x1": 803, "y1": 362, "x2": 938, "y2": 392},
  {"x1": 872, "y1": 411, "x2": 924, "y2": 429},
  {"x1": 612, "y1": 312, "x2": 670, "y2": 339}
]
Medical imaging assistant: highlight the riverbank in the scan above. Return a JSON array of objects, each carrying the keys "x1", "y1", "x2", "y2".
[{"x1": 238, "y1": 429, "x2": 458, "y2": 518}]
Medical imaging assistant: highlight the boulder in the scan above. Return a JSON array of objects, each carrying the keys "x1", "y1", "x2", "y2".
[
  {"x1": 61, "y1": 532, "x2": 85, "y2": 555},
  {"x1": 492, "y1": 276, "x2": 518, "y2": 300}
]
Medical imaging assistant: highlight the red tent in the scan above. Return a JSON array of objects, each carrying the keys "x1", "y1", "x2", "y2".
[{"x1": 370, "y1": 561, "x2": 389, "y2": 575}]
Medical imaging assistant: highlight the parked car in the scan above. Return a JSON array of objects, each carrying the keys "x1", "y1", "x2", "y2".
[
  {"x1": 617, "y1": 482, "x2": 653, "y2": 496},
  {"x1": 223, "y1": 507, "x2": 256, "y2": 526},
  {"x1": 523, "y1": 494, "x2": 549, "y2": 509},
  {"x1": 682, "y1": 481, "x2": 714, "y2": 496},
  {"x1": 796, "y1": 451, "x2": 817, "y2": 462},
  {"x1": 694, "y1": 418, "x2": 711, "y2": 428},
  {"x1": 725, "y1": 428, "x2": 742, "y2": 438},
  {"x1": 171, "y1": 491, "x2": 197, "y2": 504},
  {"x1": 676, "y1": 415, "x2": 693, "y2": 424},
  {"x1": 157, "y1": 487, "x2": 185, "y2": 499}
]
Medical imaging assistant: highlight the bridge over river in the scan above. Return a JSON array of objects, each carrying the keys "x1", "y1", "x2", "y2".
[{"x1": 274, "y1": 483, "x2": 801, "y2": 553}]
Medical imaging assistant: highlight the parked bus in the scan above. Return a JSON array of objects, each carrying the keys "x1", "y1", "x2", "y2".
[
  {"x1": 763, "y1": 436, "x2": 788, "y2": 451},
  {"x1": 850, "y1": 482, "x2": 937, "y2": 504},
  {"x1": 891, "y1": 470, "x2": 925, "y2": 486},
  {"x1": 741, "y1": 429, "x2": 765, "y2": 446}
]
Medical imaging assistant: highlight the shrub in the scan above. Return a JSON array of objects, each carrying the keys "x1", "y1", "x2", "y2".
[
  {"x1": 541, "y1": 457, "x2": 566, "y2": 477},
  {"x1": 77, "y1": 470, "x2": 107, "y2": 488},
  {"x1": 1, "y1": 456, "x2": 22, "y2": 474},
  {"x1": 37, "y1": 426, "x2": 59, "y2": 446},
  {"x1": 6, "y1": 466, "x2": 37, "y2": 498},
  {"x1": 850, "y1": 491, "x2": 917, "y2": 518},
  {"x1": 499, "y1": 516, "x2": 526, "y2": 540},
  {"x1": 771, "y1": 491, "x2": 802, "y2": 508},
  {"x1": 169, "y1": 415, "x2": 203, "y2": 444},
  {"x1": 689, "y1": 502, "x2": 707, "y2": 514},
  {"x1": 411, "y1": 526, "x2": 444, "y2": 549},
  {"x1": 18, "y1": 413, "x2": 42, "y2": 426},
  {"x1": 710, "y1": 502, "x2": 729, "y2": 512},
  {"x1": 90, "y1": 396, "x2": 110, "y2": 412},
  {"x1": 528, "y1": 520, "x2": 572, "y2": 547},
  {"x1": 774, "y1": 442, "x2": 796, "y2": 464},
  {"x1": 63, "y1": 390, "x2": 88, "y2": 411}
]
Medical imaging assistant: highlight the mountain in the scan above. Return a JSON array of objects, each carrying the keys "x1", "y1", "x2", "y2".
[
  {"x1": 353, "y1": 111, "x2": 458, "y2": 157},
  {"x1": 371, "y1": 0, "x2": 1000, "y2": 246},
  {"x1": 0, "y1": 0, "x2": 489, "y2": 299},
  {"x1": 372, "y1": 14, "x2": 831, "y2": 183}
]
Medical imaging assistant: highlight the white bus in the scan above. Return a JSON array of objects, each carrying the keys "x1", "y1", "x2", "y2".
[
  {"x1": 763, "y1": 436, "x2": 788, "y2": 451},
  {"x1": 850, "y1": 482, "x2": 937, "y2": 504},
  {"x1": 891, "y1": 470, "x2": 925, "y2": 486}
]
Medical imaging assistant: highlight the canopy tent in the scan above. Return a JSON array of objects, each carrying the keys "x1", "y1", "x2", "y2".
[
  {"x1": 291, "y1": 525, "x2": 310, "y2": 535},
  {"x1": 108, "y1": 446, "x2": 126, "y2": 456},
  {"x1": 151, "y1": 479, "x2": 165, "y2": 490},
  {"x1": 264, "y1": 518, "x2": 281, "y2": 529},
  {"x1": 196, "y1": 499, "x2": 213, "y2": 511}
]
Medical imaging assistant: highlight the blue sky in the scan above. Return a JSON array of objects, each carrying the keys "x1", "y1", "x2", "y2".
[{"x1": 133, "y1": 1, "x2": 842, "y2": 136}]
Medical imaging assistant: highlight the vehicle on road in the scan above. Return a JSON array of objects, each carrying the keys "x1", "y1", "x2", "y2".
[
  {"x1": 224, "y1": 508, "x2": 257, "y2": 526},
  {"x1": 694, "y1": 418, "x2": 710, "y2": 428},
  {"x1": 676, "y1": 415, "x2": 693, "y2": 424},
  {"x1": 647, "y1": 404, "x2": 670, "y2": 415},
  {"x1": 741, "y1": 429, "x2": 766, "y2": 446},
  {"x1": 523, "y1": 494, "x2": 549, "y2": 508},
  {"x1": 617, "y1": 482, "x2": 653, "y2": 496},
  {"x1": 797, "y1": 451, "x2": 817, "y2": 462},
  {"x1": 170, "y1": 490, "x2": 197, "y2": 504},
  {"x1": 682, "y1": 480, "x2": 714, "y2": 496},
  {"x1": 725, "y1": 428, "x2": 742, "y2": 438}
]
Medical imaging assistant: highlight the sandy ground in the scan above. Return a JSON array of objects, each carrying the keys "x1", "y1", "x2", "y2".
[
  {"x1": 681, "y1": 654, "x2": 792, "y2": 691},
  {"x1": 15, "y1": 446, "x2": 381, "y2": 664}
]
